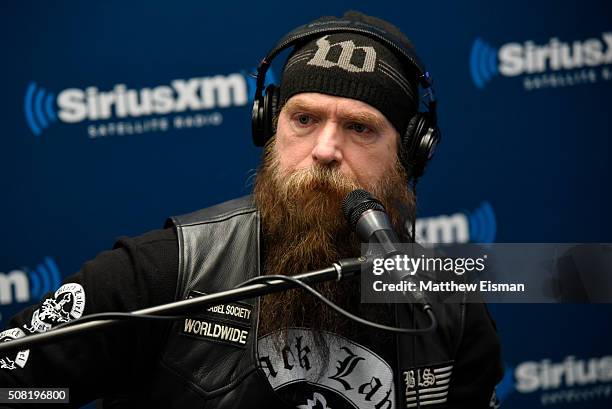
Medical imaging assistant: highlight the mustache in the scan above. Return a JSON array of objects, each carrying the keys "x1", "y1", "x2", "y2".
[{"x1": 274, "y1": 164, "x2": 362, "y2": 204}]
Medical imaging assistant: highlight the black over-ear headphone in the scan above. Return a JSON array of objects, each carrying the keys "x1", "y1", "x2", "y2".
[{"x1": 251, "y1": 19, "x2": 441, "y2": 180}]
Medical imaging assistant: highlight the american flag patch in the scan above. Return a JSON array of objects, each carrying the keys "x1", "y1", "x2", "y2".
[{"x1": 403, "y1": 361, "x2": 454, "y2": 408}]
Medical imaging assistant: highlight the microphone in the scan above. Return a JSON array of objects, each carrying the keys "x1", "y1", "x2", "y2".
[
  {"x1": 341, "y1": 189, "x2": 402, "y2": 256},
  {"x1": 341, "y1": 189, "x2": 431, "y2": 307}
]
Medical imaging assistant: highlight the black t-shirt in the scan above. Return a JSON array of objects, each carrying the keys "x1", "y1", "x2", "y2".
[{"x1": 0, "y1": 226, "x2": 502, "y2": 408}]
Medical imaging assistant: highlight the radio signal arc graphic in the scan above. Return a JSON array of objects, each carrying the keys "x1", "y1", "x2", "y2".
[
  {"x1": 469, "y1": 38, "x2": 499, "y2": 89},
  {"x1": 26, "y1": 257, "x2": 61, "y2": 299},
  {"x1": 468, "y1": 201, "x2": 497, "y2": 243},
  {"x1": 24, "y1": 82, "x2": 57, "y2": 136},
  {"x1": 495, "y1": 364, "x2": 515, "y2": 401}
]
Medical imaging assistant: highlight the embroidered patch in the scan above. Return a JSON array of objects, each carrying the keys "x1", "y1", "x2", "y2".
[
  {"x1": 188, "y1": 290, "x2": 253, "y2": 324},
  {"x1": 258, "y1": 329, "x2": 396, "y2": 409},
  {"x1": 179, "y1": 291, "x2": 253, "y2": 348},
  {"x1": 26, "y1": 283, "x2": 86, "y2": 333},
  {"x1": 403, "y1": 361, "x2": 454, "y2": 408},
  {"x1": 297, "y1": 392, "x2": 332, "y2": 409},
  {"x1": 0, "y1": 328, "x2": 30, "y2": 370}
]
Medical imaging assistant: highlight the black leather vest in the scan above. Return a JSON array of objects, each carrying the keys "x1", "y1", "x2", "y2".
[{"x1": 150, "y1": 196, "x2": 467, "y2": 409}]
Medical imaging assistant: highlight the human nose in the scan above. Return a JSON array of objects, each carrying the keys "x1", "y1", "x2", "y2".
[{"x1": 311, "y1": 123, "x2": 343, "y2": 166}]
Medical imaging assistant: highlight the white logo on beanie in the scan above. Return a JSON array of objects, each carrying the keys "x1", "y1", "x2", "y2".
[{"x1": 308, "y1": 35, "x2": 377, "y2": 73}]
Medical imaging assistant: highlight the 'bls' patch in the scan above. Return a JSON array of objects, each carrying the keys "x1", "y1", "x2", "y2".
[
  {"x1": 179, "y1": 291, "x2": 253, "y2": 348},
  {"x1": 403, "y1": 361, "x2": 454, "y2": 408}
]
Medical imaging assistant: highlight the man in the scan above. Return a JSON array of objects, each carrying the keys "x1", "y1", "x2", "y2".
[{"x1": 0, "y1": 11, "x2": 503, "y2": 409}]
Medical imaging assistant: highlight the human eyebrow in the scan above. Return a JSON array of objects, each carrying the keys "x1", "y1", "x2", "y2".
[
  {"x1": 283, "y1": 100, "x2": 387, "y2": 130},
  {"x1": 340, "y1": 111, "x2": 386, "y2": 131},
  {"x1": 282, "y1": 100, "x2": 326, "y2": 117}
]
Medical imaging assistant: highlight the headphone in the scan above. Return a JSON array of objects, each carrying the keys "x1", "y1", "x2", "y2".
[{"x1": 251, "y1": 18, "x2": 441, "y2": 180}]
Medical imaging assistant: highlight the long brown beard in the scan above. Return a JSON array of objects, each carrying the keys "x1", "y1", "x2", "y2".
[{"x1": 253, "y1": 139, "x2": 415, "y2": 340}]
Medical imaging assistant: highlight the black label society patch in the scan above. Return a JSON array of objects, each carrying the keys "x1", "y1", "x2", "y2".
[
  {"x1": 402, "y1": 361, "x2": 454, "y2": 408},
  {"x1": 179, "y1": 291, "x2": 253, "y2": 348},
  {"x1": 258, "y1": 329, "x2": 396, "y2": 409}
]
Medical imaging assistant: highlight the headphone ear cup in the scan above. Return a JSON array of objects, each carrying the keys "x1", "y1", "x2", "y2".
[
  {"x1": 400, "y1": 115, "x2": 420, "y2": 175},
  {"x1": 265, "y1": 85, "x2": 280, "y2": 138},
  {"x1": 251, "y1": 97, "x2": 266, "y2": 147},
  {"x1": 251, "y1": 84, "x2": 280, "y2": 147},
  {"x1": 401, "y1": 114, "x2": 441, "y2": 179}
]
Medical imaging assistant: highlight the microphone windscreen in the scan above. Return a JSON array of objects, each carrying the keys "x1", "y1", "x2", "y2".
[{"x1": 341, "y1": 189, "x2": 386, "y2": 230}]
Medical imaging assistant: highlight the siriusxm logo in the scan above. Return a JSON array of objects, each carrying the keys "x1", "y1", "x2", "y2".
[
  {"x1": 496, "y1": 365, "x2": 515, "y2": 401},
  {"x1": 0, "y1": 257, "x2": 61, "y2": 305},
  {"x1": 415, "y1": 202, "x2": 496, "y2": 244},
  {"x1": 469, "y1": 39, "x2": 499, "y2": 89},
  {"x1": 470, "y1": 32, "x2": 612, "y2": 89},
  {"x1": 516, "y1": 355, "x2": 612, "y2": 393},
  {"x1": 24, "y1": 69, "x2": 275, "y2": 137},
  {"x1": 496, "y1": 356, "x2": 612, "y2": 405},
  {"x1": 24, "y1": 83, "x2": 58, "y2": 136}
]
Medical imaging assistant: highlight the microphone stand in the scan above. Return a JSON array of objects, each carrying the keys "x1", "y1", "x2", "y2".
[{"x1": 0, "y1": 258, "x2": 365, "y2": 354}]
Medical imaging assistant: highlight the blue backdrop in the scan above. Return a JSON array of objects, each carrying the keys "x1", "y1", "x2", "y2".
[{"x1": 1, "y1": 1, "x2": 611, "y2": 407}]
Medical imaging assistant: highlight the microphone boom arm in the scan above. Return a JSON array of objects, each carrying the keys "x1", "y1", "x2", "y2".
[{"x1": 0, "y1": 258, "x2": 364, "y2": 354}]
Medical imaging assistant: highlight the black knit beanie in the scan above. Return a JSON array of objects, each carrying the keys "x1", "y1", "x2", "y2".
[{"x1": 279, "y1": 12, "x2": 419, "y2": 134}]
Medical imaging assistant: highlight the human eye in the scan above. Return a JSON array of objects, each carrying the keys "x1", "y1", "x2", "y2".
[
  {"x1": 293, "y1": 113, "x2": 316, "y2": 127},
  {"x1": 349, "y1": 123, "x2": 370, "y2": 134},
  {"x1": 348, "y1": 122, "x2": 379, "y2": 141}
]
